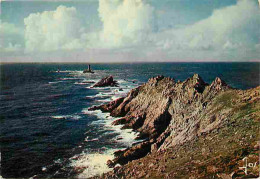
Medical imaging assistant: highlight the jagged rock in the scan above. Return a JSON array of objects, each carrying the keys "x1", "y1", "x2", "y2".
[
  {"x1": 88, "y1": 74, "x2": 260, "y2": 176},
  {"x1": 107, "y1": 160, "x2": 114, "y2": 168},
  {"x1": 110, "y1": 86, "x2": 141, "y2": 117},
  {"x1": 88, "y1": 105, "x2": 100, "y2": 111},
  {"x1": 113, "y1": 141, "x2": 151, "y2": 166},
  {"x1": 93, "y1": 76, "x2": 118, "y2": 87},
  {"x1": 89, "y1": 97, "x2": 124, "y2": 112},
  {"x1": 151, "y1": 143, "x2": 158, "y2": 153},
  {"x1": 209, "y1": 77, "x2": 229, "y2": 92},
  {"x1": 112, "y1": 117, "x2": 127, "y2": 125}
]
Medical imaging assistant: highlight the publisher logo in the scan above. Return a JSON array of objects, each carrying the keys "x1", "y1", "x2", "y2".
[{"x1": 238, "y1": 157, "x2": 259, "y2": 176}]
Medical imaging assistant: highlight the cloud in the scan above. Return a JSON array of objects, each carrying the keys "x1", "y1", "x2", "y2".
[
  {"x1": 155, "y1": 0, "x2": 260, "y2": 56},
  {"x1": 13, "y1": 0, "x2": 259, "y2": 61},
  {"x1": 98, "y1": 0, "x2": 156, "y2": 47},
  {"x1": 93, "y1": 0, "x2": 260, "y2": 60},
  {"x1": 22, "y1": 0, "x2": 157, "y2": 51},
  {"x1": 24, "y1": 5, "x2": 85, "y2": 52},
  {"x1": 0, "y1": 20, "x2": 23, "y2": 52}
]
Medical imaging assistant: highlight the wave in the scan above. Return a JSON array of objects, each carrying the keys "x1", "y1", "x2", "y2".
[
  {"x1": 75, "y1": 106, "x2": 140, "y2": 178},
  {"x1": 82, "y1": 107, "x2": 140, "y2": 147},
  {"x1": 74, "y1": 81, "x2": 95, "y2": 85},
  {"x1": 51, "y1": 115, "x2": 81, "y2": 120},
  {"x1": 69, "y1": 149, "x2": 116, "y2": 178},
  {"x1": 92, "y1": 87, "x2": 132, "y2": 101},
  {"x1": 60, "y1": 78, "x2": 83, "y2": 80},
  {"x1": 95, "y1": 92, "x2": 113, "y2": 98},
  {"x1": 82, "y1": 109, "x2": 106, "y2": 118},
  {"x1": 96, "y1": 98, "x2": 111, "y2": 102},
  {"x1": 70, "y1": 78, "x2": 141, "y2": 177},
  {"x1": 48, "y1": 81, "x2": 64, "y2": 84},
  {"x1": 85, "y1": 137, "x2": 99, "y2": 142},
  {"x1": 100, "y1": 116, "x2": 140, "y2": 147},
  {"x1": 85, "y1": 86, "x2": 112, "y2": 90},
  {"x1": 84, "y1": 96, "x2": 97, "y2": 101}
]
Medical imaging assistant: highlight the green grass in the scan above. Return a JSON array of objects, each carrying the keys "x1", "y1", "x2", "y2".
[{"x1": 214, "y1": 91, "x2": 238, "y2": 109}]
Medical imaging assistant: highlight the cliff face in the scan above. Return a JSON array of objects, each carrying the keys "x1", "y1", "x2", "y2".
[{"x1": 89, "y1": 74, "x2": 260, "y2": 178}]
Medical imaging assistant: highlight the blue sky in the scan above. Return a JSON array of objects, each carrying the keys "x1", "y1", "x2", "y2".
[{"x1": 0, "y1": 0, "x2": 259, "y2": 62}]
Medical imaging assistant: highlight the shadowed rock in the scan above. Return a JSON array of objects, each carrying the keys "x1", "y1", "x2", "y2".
[{"x1": 93, "y1": 76, "x2": 118, "y2": 87}]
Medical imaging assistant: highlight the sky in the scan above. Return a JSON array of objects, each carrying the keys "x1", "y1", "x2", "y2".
[{"x1": 0, "y1": 0, "x2": 260, "y2": 63}]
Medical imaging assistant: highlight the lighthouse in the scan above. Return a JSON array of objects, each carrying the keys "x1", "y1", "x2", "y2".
[{"x1": 83, "y1": 64, "x2": 94, "y2": 73}]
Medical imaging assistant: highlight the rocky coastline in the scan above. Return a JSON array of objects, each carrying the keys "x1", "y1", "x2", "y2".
[{"x1": 89, "y1": 74, "x2": 259, "y2": 178}]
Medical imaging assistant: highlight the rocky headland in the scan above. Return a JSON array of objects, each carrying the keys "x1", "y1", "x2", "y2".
[{"x1": 89, "y1": 74, "x2": 259, "y2": 178}]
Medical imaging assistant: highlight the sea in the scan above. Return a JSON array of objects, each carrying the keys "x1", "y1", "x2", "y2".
[{"x1": 0, "y1": 62, "x2": 259, "y2": 178}]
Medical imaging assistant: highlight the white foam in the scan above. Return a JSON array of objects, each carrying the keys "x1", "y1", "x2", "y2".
[
  {"x1": 84, "y1": 108, "x2": 140, "y2": 147},
  {"x1": 86, "y1": 86, "x2": 109, "y2": 90},
  {"x1": 60, "y1": 78, "x2": 82, "y2": 80},
  {"x1": 51, "y1": 115, "x2": 81, "y2": 120},
  {"x1": 95, "y1": 92, "x2": 112, "y2": 97},
  {"x1": 52, "y1": 116, "x2": 66, "y2": 119},
  {"x1": 48, "y1": 81, "x2": 64, "y2": 84},
  {"x1": 42, "y1": 167, "x2": 47, "y2": 172},
  {"x1": 84, "y1": 95, "x2": 97, "y2": 99},
  {"x1": 54, "y1": 158, "x2": 62, "y2": 164},
  {"x1": 96, "y1": 98, "x2": 111, "y2": 102},
  {"x1": 102, "y1": 116, "x2": 140, "y2": 147},
  {"x1": 72, "y1": 117, "x2": 139, "y2": 178},
  {"x1": 70, "y1": 149, "x2": 116, "y2": 178},
  {"x1": 85, "y1": 137, "x2": 99, "y2": 142},
  {"x1": 91, "y1": 87, "x2": 131, "y2": 102},
  {"x1": 74, "y1": 82, "x2": 88, "y2": 85},
  {"x1": 72, "y1": 78, "x2": 142, "y2": 177},
  {"x1": 82, "y1": 109, "x2": 104, "y2": 116}
]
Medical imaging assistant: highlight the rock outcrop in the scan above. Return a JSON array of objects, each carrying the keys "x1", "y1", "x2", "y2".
[
  {"x1": 88, "y1": 74, "x2": 260, "y2": 178},
  {"x1": 93, "y1": 76, "x2": 118, "y2": 87}
]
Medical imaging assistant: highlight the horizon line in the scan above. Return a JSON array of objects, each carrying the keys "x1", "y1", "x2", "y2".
[{"x1": 1, "y1": 60, "x2": 260, "y2": 64}]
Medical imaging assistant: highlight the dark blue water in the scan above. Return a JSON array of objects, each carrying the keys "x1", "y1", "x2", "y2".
[{"x1": 0, "y1": 63, "x2": 259, "y2": 178}]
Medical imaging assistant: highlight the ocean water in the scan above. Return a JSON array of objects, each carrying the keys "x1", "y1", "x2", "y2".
[{"x1": 0, "y1": 62, "x2": 259, "y2": 178}]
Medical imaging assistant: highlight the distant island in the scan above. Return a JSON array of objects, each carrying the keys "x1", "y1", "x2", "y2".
[{"x1": 89, "y1": 74, "x2": 259, "y2": 178}]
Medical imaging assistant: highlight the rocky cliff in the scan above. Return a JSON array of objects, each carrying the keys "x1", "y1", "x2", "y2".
[{"x1": 89, "y1": 74, "x2": 260, "y2": 178}]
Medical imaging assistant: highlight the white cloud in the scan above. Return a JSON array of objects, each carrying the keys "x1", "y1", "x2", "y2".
[
  {"x1": 24, "y1": 5, "x2": 85, "y2": 52},
  {"x1": 155, "y1": 0, "x2": 260, "y2": 54},
  {"x1": 93, "y1": 0, "x2": 260, "y2": 60},
  {"x1": 98, "y1": 0, "x2": 155, "y2": 47},
  {"x1": 16, "y1": 0, "x2": 259, "y2": 61},
  {"x1": 0, "y1": 20, "x2": 23, "y2": 52},
  {"x1": 3, "y1": 43, "x2": 22, "y2": 52}
]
